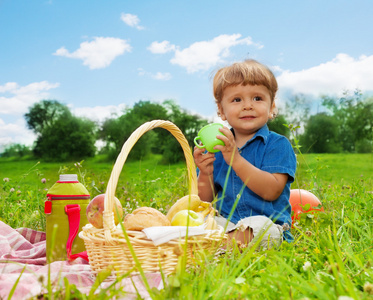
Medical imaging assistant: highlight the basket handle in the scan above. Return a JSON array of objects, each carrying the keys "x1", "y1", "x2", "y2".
[{"x1": 103, "y1": 120, "x2": 198, "y2": 234}]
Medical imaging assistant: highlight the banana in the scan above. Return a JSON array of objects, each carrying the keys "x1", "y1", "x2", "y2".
[
  {"x1": 197, "y1": 205, "x2": 212, "y2": 219},
  {"x1": 194, "y1": 201, "x2": 211, "y2": 212},
  {"x1": 204, "y1": 209, "x2": 218, "y2": 230},
  {"x1": 166, "y1": 194, "x2": 202, "y2": 222}
]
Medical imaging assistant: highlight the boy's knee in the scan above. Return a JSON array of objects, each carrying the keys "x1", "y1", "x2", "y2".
[{"x1": 228, "y1": 227, "x2": 254, "y2": 246}]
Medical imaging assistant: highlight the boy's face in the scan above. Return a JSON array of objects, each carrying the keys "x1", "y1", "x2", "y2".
[{"x1": 218, "y1": 83, "x2": 275, "y2": 140}]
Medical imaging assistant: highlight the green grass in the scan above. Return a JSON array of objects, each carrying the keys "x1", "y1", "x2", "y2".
[
  {"x1": 1, "y1": 153, "x2": 373, "y2": 299},
  {"x1": 295, "y1": 153, "x2": 373, "y2": 184}
]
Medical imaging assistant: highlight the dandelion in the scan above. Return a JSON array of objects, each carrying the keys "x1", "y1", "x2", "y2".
[
  {"x1": 3, "y1": 178, "x2": 9, "y2": 182},
  {"x1": 41, "y1": 178, "x2": 46, "y2": 184},
  {"x1": 302, "y1": 261, "x2": 312, "y2": 271}
]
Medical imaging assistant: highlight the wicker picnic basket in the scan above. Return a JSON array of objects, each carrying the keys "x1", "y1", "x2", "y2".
[{"x1": 79, "y1": 120, "x2": 226, "y2": 276}]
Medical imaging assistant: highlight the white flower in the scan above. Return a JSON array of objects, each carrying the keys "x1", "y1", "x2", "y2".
[{"x1": 302, "y1": 261, "x2": 312, "y2": 271}]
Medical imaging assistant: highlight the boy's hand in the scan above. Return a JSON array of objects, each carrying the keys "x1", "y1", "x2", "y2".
[
  {"x1": 214, "y1": 126, "x2": 240, "y2": 166},
  {"x1": 193, "y1": 146, "x2": 215, "y2": 176}
]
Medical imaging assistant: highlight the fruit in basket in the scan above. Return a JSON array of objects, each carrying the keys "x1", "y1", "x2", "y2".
[
  {"x1": 123, "y1": 207, "x2": 171, "y2": 230},
  {"x1": 86, "y1": 194, "x2": 124, "y2": 229},
  {"x1": 166, "y1": 194, "x2": 210, "y2": 222},
  {"x1": 171, "y1": 209, "x2": 205, "y2": 226}
]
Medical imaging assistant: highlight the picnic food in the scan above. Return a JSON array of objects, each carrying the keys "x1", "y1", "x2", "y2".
[
  {"x1": 204, "y1": 212, "x2": 218, "y2": 230},
  {"x1": 171, "y1": 209, "x2": 205, "y2": 226},
  {"x1": 123, "y1": 207, "x2": 171, "y2": 230},
  {"x1": 166, "y1": 194, "x2": 210, "y2": 222},
  {"x1": 86, "y1": 194, "x2": 124, "y2": 229}
]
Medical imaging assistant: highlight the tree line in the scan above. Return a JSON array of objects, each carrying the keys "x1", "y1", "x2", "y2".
[{"x1": 1, "y1": 90, "x2": 372, "y2": 161}]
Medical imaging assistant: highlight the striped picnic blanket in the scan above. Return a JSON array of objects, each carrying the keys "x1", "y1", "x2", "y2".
[{"x1": 0, "y1": 221, "x2": 163, "y2": 299}]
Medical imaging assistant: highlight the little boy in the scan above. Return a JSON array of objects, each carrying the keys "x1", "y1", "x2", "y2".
[{"x1": 193, "y1": 60, "x2": 297, "y2": 249}]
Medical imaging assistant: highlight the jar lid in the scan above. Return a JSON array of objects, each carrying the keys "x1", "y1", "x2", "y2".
[{"x1": 59, "y1": 174, "x2": 78, "y2": 181}]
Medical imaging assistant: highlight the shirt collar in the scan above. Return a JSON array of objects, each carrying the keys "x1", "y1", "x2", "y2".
[{"x1": 231, "y1": 124, "x2": 269, "y2": 150}]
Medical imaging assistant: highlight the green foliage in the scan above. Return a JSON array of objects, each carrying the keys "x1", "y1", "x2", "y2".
[
  {"x1": 33, "y1": 115, "x2": 97, "y2": 161},
  {"x1": 300, "y1": 113, "x2": 341, "y2": 153},
  {"x1": 25, "y1": 100, "x2": 71, "y2": 134},
  {"x1": 24, "y1": 100, "x2": 97, "y2": 161},
  {"x1": 267, "y1": 114, "x2": 290, "y2": 138},
  {"x1": 100, "y1": 100, "x2": 168, "y2": 160},
  {"x1": 0, "y1": 143, "x2": 32, "y2": 158},
  {"x1": 320, "y1": 90, "x2": 373, "y2": 153},
  {"x1": 99, "y1": 99, "x2": 208, "y2": 163},
  {"x1": 159, "y1": 100, "x2": 208, "y2": 163}
]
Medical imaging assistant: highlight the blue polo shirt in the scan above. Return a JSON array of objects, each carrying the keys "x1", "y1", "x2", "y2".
[{"x1": 213, "y1": 125, "x2": 296, "y2": 239}]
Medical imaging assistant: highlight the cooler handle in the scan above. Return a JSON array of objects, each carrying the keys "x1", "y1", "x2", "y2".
[{"x1": 65, "y1": 204, "x2": 89, "y2": 262}]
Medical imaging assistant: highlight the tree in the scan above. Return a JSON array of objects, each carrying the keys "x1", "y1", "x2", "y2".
[
  {"x1": 99, "y1": 100, "x2": 209, "y2": 163},
  {"x1": 25, "y1": 100, "x2": 97, "y2": 161},
  {"x1": 0, "y1": 144, "x2": 32, "y2": 158},
  {"x1": 300, "y1": 113, "x2": 341, "y2": 153},
  {"x1": 99, "y1": 100, "x2": 168, "y2": 160},
  {"x1": 25, "y1": 100, "x2": 71, "y2": 134},
  {"x1": 161, "y1": 100, "x2": 208, "y2": 163},
  {"x1": 321, "y1": 89, "x2": 373, "y2": 152},
  {"x1": 267, "y1": 114, "x2": 290, "y2": 138}
]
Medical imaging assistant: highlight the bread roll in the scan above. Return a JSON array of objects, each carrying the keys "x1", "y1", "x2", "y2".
[{"x1": 123, "y1": 207, "x2": 171, "y2": 230}]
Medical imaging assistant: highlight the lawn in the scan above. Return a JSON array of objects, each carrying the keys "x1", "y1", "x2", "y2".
[{"x1": 1, "y1": 153, "x2": 373, "y2": 299}]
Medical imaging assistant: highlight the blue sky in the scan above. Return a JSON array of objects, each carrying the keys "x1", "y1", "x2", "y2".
[{"x1": 1, "y1": 0, "x2": 373, "y2": 151}]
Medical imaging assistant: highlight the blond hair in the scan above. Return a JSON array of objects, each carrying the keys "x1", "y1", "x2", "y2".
[{"x1": 213, "y1": 59, "x2": 278, "y2": 104}]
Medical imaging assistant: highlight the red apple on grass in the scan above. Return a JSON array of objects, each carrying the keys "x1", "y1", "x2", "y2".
[
  {"x1": 86, "y1": 194, "x2": 124, "y2": 228},
  {"x1": 171, "y1": 209, "x2": 204, "y2": 226}
]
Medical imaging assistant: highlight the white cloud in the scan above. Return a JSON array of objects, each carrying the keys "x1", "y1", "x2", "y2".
[
  {"x1": 277, "y1": 53, "x2": 373, "y2": 96},
  {"x1": 71, "y1": 104, "x2": 127, "y2": 123},
  {"x1": 137, "y1": 68, "x2": 172, "y2": 81},
  {"x1": 170, "y1": 34, "x2": 263, "y2": 73},
  {"x1": 0, "y1": 81, "x2": 60, "y2": 115},
  {"x1": 148, "y1": 41, "x2": 176, "y2": 54},
  {"x1": 0, "y1": 118, "x2": 36, "y2": 149},
  {"x1": 0, "y1": 81, "x2": 59, "y2": 149},
  {"x1": 53, "y1": 37, "x2": 131, "y2": 69},
  {"x1": 120, "y1": 13, "x2": 144, "y2": 30},
  {"x1": 152, "y1": 72, "x2": 172, "y2": 81}
]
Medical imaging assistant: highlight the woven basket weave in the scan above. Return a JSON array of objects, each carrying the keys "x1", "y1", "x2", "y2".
[{"x1": 79, "y1": 120, "x2": 226, "y2": 276}]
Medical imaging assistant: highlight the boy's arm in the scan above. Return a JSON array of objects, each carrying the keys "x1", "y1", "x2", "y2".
[
  {"x1": 230, "y1": 155, "x2": 288, "y2": 201},
  {"x1": 193, "y1": 147, "x2": 216, "y2": 202},
  {"x1": 197, "y1": 172, "x2": 216, "y2": 203}
]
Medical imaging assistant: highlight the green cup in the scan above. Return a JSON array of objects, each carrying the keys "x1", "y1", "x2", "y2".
[{"x1": 194, "y1": 123, "x2": 225, "y2": 153}]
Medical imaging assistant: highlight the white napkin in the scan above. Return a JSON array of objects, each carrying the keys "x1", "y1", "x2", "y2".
[{"x1": 142, "y1": 224, "x2": 208, "y2": 246}]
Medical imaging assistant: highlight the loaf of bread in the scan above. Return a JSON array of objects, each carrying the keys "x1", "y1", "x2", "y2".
[{"x1": 123, "y1": 207, "x2": 171, "y2": 230}]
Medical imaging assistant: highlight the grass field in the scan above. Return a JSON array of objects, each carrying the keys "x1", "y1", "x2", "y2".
[{"x1": 1, "y1": 153, "x2": 373, "y2": 299}]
